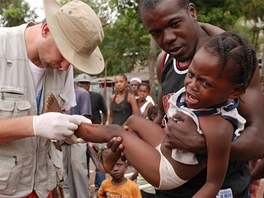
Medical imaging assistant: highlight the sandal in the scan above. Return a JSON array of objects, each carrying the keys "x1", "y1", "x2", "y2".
[{"x1": 88, "y1": 143, "x2": 108, "y2": 173}]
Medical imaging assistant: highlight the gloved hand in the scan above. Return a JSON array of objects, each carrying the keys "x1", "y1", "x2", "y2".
[
  {"x1": 33, "y1": 112, "x2": 85, "y2": 140},
  {"x1": 64, "y1": 115, "x2": 92, "y2": 144}
]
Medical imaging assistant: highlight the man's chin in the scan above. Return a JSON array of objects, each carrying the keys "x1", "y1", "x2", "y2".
[{"x1": 169, "y1": 50, "x2": 194, "y2": 62}]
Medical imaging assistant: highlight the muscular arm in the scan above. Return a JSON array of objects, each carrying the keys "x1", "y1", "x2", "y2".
[
  {"x1": 154, "y1": 51, "x2": 166, "y2": 126},
  {"x1": 251, "y1": 159, "x2": 264, "y2": 181},
  {"x1": 230, "y1": 68, "x2": 264, "y2": 160}
]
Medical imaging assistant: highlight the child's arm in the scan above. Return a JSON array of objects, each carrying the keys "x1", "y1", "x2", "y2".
[
  {"x1": 97, "y1": 180, "x2": 106, "y2": 198},
  {"x1": 129, "y1": 171, "x2": 139, "y2": 181},
  {"x1": 109, "y1": 95, "x2": 114, "y2": 124},
  {"x1": 193, "y1": 116, "x2": 234, "y2": 198},
  {"x1": 142, "y1": 102, "x2": 153, "y2": 118},
  {"x1": 128, "y1": 92, "x2": 141, "y2": 116}
]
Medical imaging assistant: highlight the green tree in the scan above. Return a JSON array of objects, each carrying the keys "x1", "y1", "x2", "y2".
[
  {"x1": 102, "y1": 8, "x2": 150, "y2": 75},
  {"x1": 193, "y1": 0, "x2": 246, "y2": 31},
  {"x1": 241, "y1": 0, "x2": 264, "y2": 92},
  {"x1": 243, "y1": 0, "x2": 264, "y2": 49},
  {"x1": 62, "y1": 0, "x2": 264, "y2": 78},
  {"x1": 0, "y1": 0, "x2": 37, "y2": 27}
]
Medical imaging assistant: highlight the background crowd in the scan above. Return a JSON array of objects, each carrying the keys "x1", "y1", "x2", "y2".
[
  {"x1": 0, "y1": 0, "x2": 264, "y2": 198},
  {"x1": 63, "y1": 73, "x2": 158, "y2": 198}
]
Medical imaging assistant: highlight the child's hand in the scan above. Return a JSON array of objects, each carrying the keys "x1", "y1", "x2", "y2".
[{"x1": 165, "y1": 111, "x2": 206, "y2": 153}]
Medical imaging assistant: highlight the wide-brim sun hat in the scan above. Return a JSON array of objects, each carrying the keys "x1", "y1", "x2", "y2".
[{"x1": 43, "y1": 0, "x2": 105, "y2": 75}]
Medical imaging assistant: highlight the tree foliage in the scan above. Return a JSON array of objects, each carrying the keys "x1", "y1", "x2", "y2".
[
  {"x1": 102, "y1": 7, "x2": 150, "y2": 75},
  {"x1": 99, "y1": 0, "x2": 264, "y2": 75},
  {"x1": 243, "y1": 0, "x2": 264, "y2": 49},
  {"x1": 0, "y1": 0, "x2": 37, "y2": 27},
  {"x1": 193, "y1": 0, "x2": 245, "y2": 31},
  {"x1": 193, "y1": 0, "x2": 263, "y2": 50},
  {"x1": 59, "y1": 1, "x2": 264, "y2": 76},
  {"x1": 0, "y1": 0, "x2": 263, "y2": 91}
]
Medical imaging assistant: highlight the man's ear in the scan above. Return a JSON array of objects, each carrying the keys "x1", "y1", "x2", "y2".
[
  {"x1": 41, "y1": 22, "x2": 50, "y2": 38},
  {"x1": 229, "y1": 84, "x2": 246, "y2": 99},
  {"x1": 189, "y1": 3, "x2": 197, "y2": 21}
]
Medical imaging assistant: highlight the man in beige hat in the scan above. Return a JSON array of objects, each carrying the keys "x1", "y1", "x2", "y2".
[{"x1": 0, "y1": 0, "x2": 104, "y2": 197}]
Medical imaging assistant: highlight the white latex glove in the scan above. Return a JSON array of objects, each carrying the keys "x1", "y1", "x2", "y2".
[
  {"x1": 33, "y1": 112, "x2": 82, "y2": 140},
  {"x1": 64, "y1": 115, "x2": 92, "y2": 144}
]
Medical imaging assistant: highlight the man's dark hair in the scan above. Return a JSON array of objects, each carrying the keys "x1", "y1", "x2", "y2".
[
  {"x1": 147, "y1": 105, "x2": 158, "y2": 121},
  {"x1": 138, "y1": 82, "x2": 150, "y2": 91},
  {"x1": 139, "y1": 0, "x2": 190, "y2": 15}
]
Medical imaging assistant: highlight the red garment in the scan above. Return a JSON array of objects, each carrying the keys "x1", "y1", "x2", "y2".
[
  {"x1": 25, "y1": 191, "x2": 52, "y2": 198},
  {"x1": 249, "y1": 160, "x2": 261, "y2": 198}
]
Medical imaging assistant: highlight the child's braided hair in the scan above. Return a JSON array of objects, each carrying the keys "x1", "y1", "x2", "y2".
[{"x1": 205, "y1": 31, "x2": 257, "y2": 88}]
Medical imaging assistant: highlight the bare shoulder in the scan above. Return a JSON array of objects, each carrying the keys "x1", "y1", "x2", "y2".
[
  {"x1": 156, "y1": 51, "x2": 166, "y2": 83},
  {"x1": 199, "y1": 115, "x2": 233, "y2": 138},
  {"x1": 127, "y1": 92, "x2": 136, "y2": 102},
  {"x1": 238, "y1": 68, "x2": 263, "y2": 121},
  {"x1": 198, "y1": 22, "x2": 224, "y2": 36},
  {"x1": 110, "y1": 94, "x2": 115, "y2": 101}
]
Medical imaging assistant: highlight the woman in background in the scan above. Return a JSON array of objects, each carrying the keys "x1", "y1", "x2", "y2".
[{"x1": 109, "y1": 73, "x2": 140, "y2": 126}]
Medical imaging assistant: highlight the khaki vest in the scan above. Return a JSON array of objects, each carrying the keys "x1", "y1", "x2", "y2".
[{"x1": 0, "y1": 24, "x2": 69, "y2": 198}]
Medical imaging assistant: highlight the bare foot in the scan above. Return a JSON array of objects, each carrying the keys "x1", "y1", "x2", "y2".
[
  {"x1": 45, "y1": 92, "x2": 62, "y2": 113},
  {"x1": 89, "y1": 144, "x2": 121, "y2": 173},
  {"x1": 45, "y1": 93, "x2": 63, "y2": 150},
  {"x1": 101, "y1": 148, "x2": 121, "y2": 172}
]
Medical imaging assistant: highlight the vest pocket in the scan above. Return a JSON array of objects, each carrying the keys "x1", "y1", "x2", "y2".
[
  {"x1": 0, "y1": 100, "x2": 14, "y2": 118},
  {"x1": 0, "y1": 87, "x2": 31, "y2": 118},
  {"x1": 15, "y1": 100, "x2": 31, "y2": 116},
  {"x1": 0, "y1": 100, "x2": 31, "y2": 118},
  {"x1": 0, "y1": 154, "x2": 25, "y2": 194}
]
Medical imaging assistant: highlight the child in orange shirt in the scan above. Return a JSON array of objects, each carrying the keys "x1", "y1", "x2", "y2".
[{"x1": 98, "y1": 158, "x2": 142, "y2": 198}]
